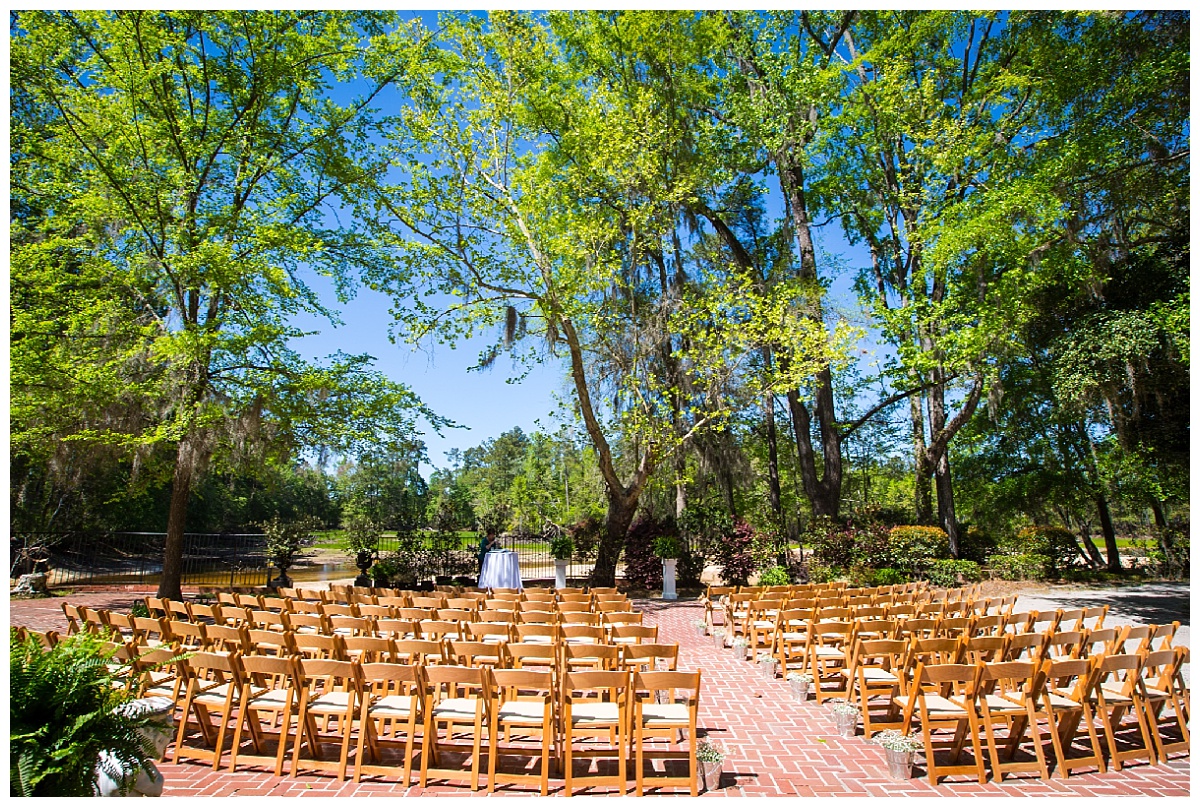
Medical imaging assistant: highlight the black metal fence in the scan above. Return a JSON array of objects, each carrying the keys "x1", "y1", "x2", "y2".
[{"x1": 11, "y1": 532, "x2": 269, "y2": 589}]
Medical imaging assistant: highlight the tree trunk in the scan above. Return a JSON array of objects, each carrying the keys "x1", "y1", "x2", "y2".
[
  {"x1": 592, "y1": 492, "x2": 638, "y2": 587},
  {"x1": 159, "y1": 429, "x2": 204, "y2": 599},
  {"x1": 1149, "y1": 497, "x2": 1168, "y2": 529},
  {"x1": 911, "y1": 395, "x2": 933, "y2": 523},
  {"x1": 1077, "y1": 519, "x2": 1106, "y2": 569},
  {"x1": 785, "y1": 389, "x2": 841, "y2": 518},
  {"x1": 933, "y1": 452, "x2": 960, "y2": 558},
  {"x1": 764, "y1": 390, "x2": 784, "y2": 529},
  {"x1": 1095, "y1": 494, "x2": 1121, "y2": 573}
]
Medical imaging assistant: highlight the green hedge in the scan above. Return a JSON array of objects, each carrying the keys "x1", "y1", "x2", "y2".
[
  {"x1": 926, "y1": 559, "x2": 982, "y2": 587},
  {"x1": 987, "y1": 552, "x2": 1049, "y2": 581}
]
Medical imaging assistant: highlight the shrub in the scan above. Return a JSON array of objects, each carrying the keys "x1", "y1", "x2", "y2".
[
  {"x1": 11, "y1": 630, "x2": 162, "y2": 796},
  {"x1": 678, "y1": 502, "x2": 734, "y2": 563},
  {"x1": 549, "y1": 534, "x2": 574, "y2": 561},
  {"x1": 958, "y1": 525, "x2": 999, "y2": 564},
  {"x1": 718, "y1": 519, "x2": 760, "y2": 586},
  {"x1": 757, "y1": 565, "x2": 790, "y2": 586},
  {"x1": 806, "y1": 516, "x2": 855, "y2": 569},
  {"x1": 987, "y1": 553, "x2": 1048, "y2": 581},
  {"x1": 872, "y1": 567, "x2": 907, "y2": 586},
  {"x1": 805, "y1": 561, "x2": 839, "y2": 584},
  {"x1": 1011, "y1": 526, "x2": 1080, "y2": 575},
  {"x1": 887, "y1": 526, "x2": 949, "y2": 576},
  {"x1": 567, "y1": 516, "x2": 604, "y2": 561},
  {"x1": 260, "y1": 515, "x2": 319, "y2": 573},
  {"x1": 653, "y1": 535, "x2": 683, "y2": 559},
  {"x1": 676, "y1": 548, "x2": 706, "y2": 588},
  {"x1": 343, "y1": 515, "x2": 382, "y2": 559},
  {"x1": 622, "y1": 515, "x2": 676, "y2": 590},
  {"x1": 925, "y1": 559, "x2": 982, "y2": 587},
  {"x1": 1145, "y1": 524, "x2": 1190, "y2": 580}
]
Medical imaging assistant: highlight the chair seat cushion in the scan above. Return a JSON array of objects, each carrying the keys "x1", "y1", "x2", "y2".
[
  {"x1": 192, "y1": 683, "x2": 235, "y2": 706},
  {"x1": 570, "y1": 702, "x2": 620, "y2": 725},
  {"x1": 980, "y1": 693, "x2": 1027, "y2": 712},
  {"x1": 857, "y1": 668, "x2": 900, "y2": 683},
  {"x1": 893, "y1": 693, "x2": 969, "y2": 718},
  {"x1": 433, "y1": 697, "x2": 482, "y2": 720},
  {"x1": 498, "y1": 701, "x2": 550, "y2": 722},
  {"x1": 1046, "y1": 692, "x2": 1083, "y2": 709},
  {"x1": 369, "y1": 695, "x2": 415, "y2": 718},
  {"x1": 639, "y1": 703, "x2": 690, "y2": 727},
  {"x1": 248, "y1": 687, "x2": 291, "y2": 709},
  {"x1": 307, "y1": 690, "x2": 353, "y2": 714}
]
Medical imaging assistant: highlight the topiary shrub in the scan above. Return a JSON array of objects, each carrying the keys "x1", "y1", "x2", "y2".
[
  {"x1": 887, "y1": 526, "x2": 950, "y2": 576},
  {"x1": 1012, "y1": 526, "x2": 1081, "y2": 576},
  {"x1": 987, "y1": 553, "x2": 1048, "y2": 581},
  {"x1": 757, "y1": 565, "x2": 790, "y2": 586},
  {"x1": 926, "y1": 559, "x2": 982, "y2": 587}
]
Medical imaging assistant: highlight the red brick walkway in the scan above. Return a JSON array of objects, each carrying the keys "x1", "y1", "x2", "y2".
[{"x1": 8, "y1": 591, "x2": 1190, "y2": 796}]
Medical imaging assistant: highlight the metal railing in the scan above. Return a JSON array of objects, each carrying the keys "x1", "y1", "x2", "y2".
[{"x1": 12, "y1": 531, "x2": 269, "y2": 589}]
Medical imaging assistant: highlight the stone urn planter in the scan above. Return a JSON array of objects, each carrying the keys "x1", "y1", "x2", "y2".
[
  {"x1": 96, "y1": 696, "x2": 175, "y2": 796},
  {"x1": 353, "y1": 550, "x2": 375, "y2": 588}
]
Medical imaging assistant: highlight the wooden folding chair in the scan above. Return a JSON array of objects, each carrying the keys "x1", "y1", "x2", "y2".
[
  {"x1": 1041, "y1": 656, "x2": 1106, "y2": 777},
  {"x1": 488, "y1": 668, "x2": 556, "y2": 795},
  {"x1": 610, "y1": 624, "x2": 659, "y2": 645},
  {"x1": 468, "y1": 621, "x2": 515, "y2": 645},
  {"x1": 344, "y1": 635, "x2": 398, "y2": 665},
  {"x1": 562, "y1": 669, "x2": 630, "y2": 796},
  {"x1": 292, "y1": 658, "x2": 363, "y2": 781},
  {"x1": 508, "y1": 642, "x2": 561, "y2": 677},
  {"x1": 229, "y1": 654, "x2": 301, "y2": 775},
  {"x1": 1089, "y1": 653, "x2": 1157, "y2": 771},
  {"x1": 245, "y1": 628, "x2": 296, "y2": 658},
  {"x1": 620, "y1": 643, "x2": 679, "y2": 674},
  {"x1": 173, "y1": 651, "x2": 244, "y2": 770},
  {"x1": 808, "y1": 619, "x2": 855, "y2": 704},
  {"x1": 897, "y1": 662, "x2": 986, "y2": 784},
  {"x1": 354, "y1": 662, "x2": 425, "y2": 786},
  {"x1": 420, "y1": 664, "x2": 491, "y2": 791},
  {"x1": 563, "y1": 642, "x2": 620, "y2": 673},
  {"x1": 852, "y1": 638, "x2": 908, "y2": 737},
  {"x1": 293, "y1": 632, "x2": 347, "y2": 661},
  {"x1": 515, "y1": 623, "x2": 559, "y2": 645},
  {"x1": 448, "y1": 639, "x2": 508, "y2": 669},
  {"x1": 633, "y1": 670, "x2": 700, "y2": 796},
  {"x1": 394, "y1": 639, "x2": 448, "y2": 666},
  {"x1": 375, "y1": 618, "x2": 420, "y2": 641},
  {"x1": 773, "y1": 608, "x2": 813, "y2": 676},
  {"x1": 975, "y1": 660, "x2": 1052, "y2": 781},
  {"x1": 1139, "y1": 646, "x2": 1190, "y2": 763},
  {"x1": 561, "y1": 624, "x2": 606, "y2": 645}
]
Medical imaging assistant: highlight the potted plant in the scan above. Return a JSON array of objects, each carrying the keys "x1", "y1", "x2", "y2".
[
  {"x1": 550, "y1": 534, "x2": 574, "y2": 589},
  {"x1": 343, "y1": 515, "x2": 382, "y2": 587},
  {"x1": 755, "y1": 651, "x2": 777, "y2": 680},
  {"x1": 653, "y1": 535, "x2": 683, "y2": 600},
  {"x1": 696, "y1": 738, "x2": 726, "y2": 792},
  {"x1": 711, "y1": 627, "x2": 727, "y2": 649},
  {"x1": 873, "y1": 730, "x2": 923, "y2": 779},
  {"x1": 830, "y1": 701, "x2": 860, "y2": 738},
  {"x1": 693, "y1": 619, "x2": 708, "y2": 637},
  {"x1": 786, "y1": 672, "x2": 813, "y2": 702},
  {"x1": 730, "y1": 636, "x2": 750, "y2": 660},
  {"x1": 10, "y1": 630, "x2": 164, "y2": 796},
  {"x1": 260, "y1": 516, "x2": 317, "y2": 590}
]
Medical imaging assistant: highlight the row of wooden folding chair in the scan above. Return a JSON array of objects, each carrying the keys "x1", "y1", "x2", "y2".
[
  {"x1": 169, "y1": 649, "x2": 699, "y2": 795},
  {"x1": 884, "y1": 648, "x2": 1189, "y2": 785}
]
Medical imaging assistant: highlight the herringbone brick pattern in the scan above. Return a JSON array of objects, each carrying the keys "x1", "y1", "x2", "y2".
[{"x1": 9, "y1": 590, "x2": 1190, "y2": 796}]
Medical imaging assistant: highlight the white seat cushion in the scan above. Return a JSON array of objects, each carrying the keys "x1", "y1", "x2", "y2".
[
  {"x1": 307, "y1": 690, "x2": 352, "y2": 714},
  {"x1": 248, "y1": 688, "x2": 291, "y2": 709},
  {"x1": 498, "y1": 701, "x2": 550, "y2": 722},
  {"x1": 432, "y1": 697, "x2": 481, "y2": 720},
  {"x1": 640, "y1": 703, "x2": 690, "y2": 727},
  {"x1": 369, "y1": 695, "x2": 415, "y2": 718},
  {"x1": 570, "y1": 702, "x2": 620, "y2": 725}
]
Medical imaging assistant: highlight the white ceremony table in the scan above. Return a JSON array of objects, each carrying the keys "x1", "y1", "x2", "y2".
[{"x1": 478, "y1": 549, "x2": 523, "y2": 590}]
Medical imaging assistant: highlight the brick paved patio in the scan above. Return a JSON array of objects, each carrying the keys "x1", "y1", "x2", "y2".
[{"x1": 8, "y1": 589, "x2": 1190, "y2": 796}]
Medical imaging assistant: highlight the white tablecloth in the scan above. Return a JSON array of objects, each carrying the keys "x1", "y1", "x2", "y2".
[{"x1": 479, "y1": 550, "x2": 522, "y2": 590}]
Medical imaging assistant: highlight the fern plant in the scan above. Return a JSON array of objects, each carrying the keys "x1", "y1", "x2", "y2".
[{"x1": 10, "y1": 629, "x2": 158, "y2": 796}]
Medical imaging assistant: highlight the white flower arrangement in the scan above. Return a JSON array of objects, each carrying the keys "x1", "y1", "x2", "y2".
[
  {"x1": 873, "y1": 730, "x2": 923, "y2": 753},
  {"x1": 756, "y1": 651, "x2": 774, "y2": 663},
  {"x1": 786, "y1": 672, "x2": 813, "y2": 683},
  {"x1": 696, "y1": 739, "x2": 726, "y2": 764},
  {"x1": 730, "y1": 636, "x2": 749, "y2": 648},
  {"x1": 830, "y1": 701, "x2": 861, "y2": 716}
]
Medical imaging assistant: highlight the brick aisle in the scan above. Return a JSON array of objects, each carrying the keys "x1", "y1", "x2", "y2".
[{"x1": 8, "y1": 592, "x2": 1190, "y2": 796}]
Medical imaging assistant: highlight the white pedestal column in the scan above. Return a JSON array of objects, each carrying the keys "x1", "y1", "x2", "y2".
[
  {"x1": 662, "y1": 558, "x2": 678, "y2": 600},
  {"x1": 554, "y1": 559, "x2": 569, "y2": 590}
]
